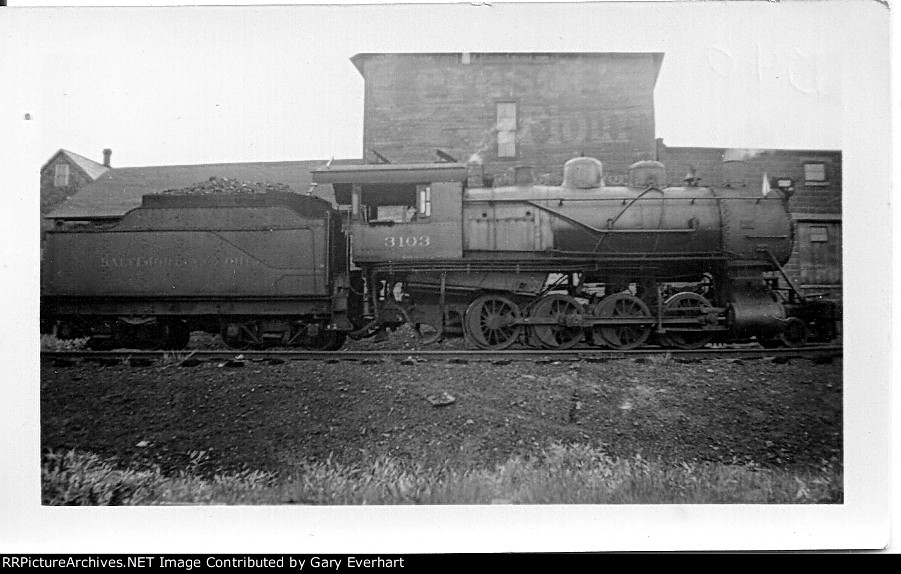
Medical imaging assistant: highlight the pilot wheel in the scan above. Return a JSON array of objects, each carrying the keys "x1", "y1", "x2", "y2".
[{"x1": 657, "y1": 292, "x2": 715, "y2": 350}]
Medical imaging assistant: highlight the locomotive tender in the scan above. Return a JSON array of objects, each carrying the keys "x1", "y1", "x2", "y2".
[
  {"x1": 41, "y1": 156, "x2": 837, "y2": 351},
  {"x1": 41, "y1": 193, "x2": 351, "y2": 350}
]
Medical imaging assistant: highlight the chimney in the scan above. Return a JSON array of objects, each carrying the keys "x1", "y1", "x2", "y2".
[
  {"x1": 103, "y1": 148, "x2": 112, "y2": 167},
  {"x1": 514, "y1": 165, "x2": 534, "y2": 186}
]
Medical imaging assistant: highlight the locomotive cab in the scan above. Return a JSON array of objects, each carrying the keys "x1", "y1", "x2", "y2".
[{"x1": 313, "y1": 163, "x2": 468, "y2": 263}]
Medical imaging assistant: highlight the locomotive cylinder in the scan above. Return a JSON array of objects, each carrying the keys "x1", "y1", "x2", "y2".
[{"x1": 727, "y1": 296, "x2": 787, "y2": 337}]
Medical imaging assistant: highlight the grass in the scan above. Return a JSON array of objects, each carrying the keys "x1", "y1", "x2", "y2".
[
  {"x1": 645, "y1": 351, "x2": 673, "y2": 366},
  {"x1": 42, "y1": 444, "x2": 842, "y2": 506},
  {"x1": 41, "y1": 450, "x2": 275, "y2": 505},
  {"x1": 40, "y1": 334, "x2": 89, "y2": 351}
]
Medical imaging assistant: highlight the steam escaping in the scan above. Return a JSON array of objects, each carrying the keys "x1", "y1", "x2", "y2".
[{"x1": 465, "y1": 124, "x2": 499, "y2": 166}]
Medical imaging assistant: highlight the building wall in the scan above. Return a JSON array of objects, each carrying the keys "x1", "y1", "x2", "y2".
[
  {"x1": 657, "y1": 141, "x2": 843, "y2": 304},
  {"x1": 40, "y1": 155, "x2": 94, "y2": 217},
  {"x1": 655, "y1": 142, "x2": 842, "y2": 214},
  {"x1": 356, "y1": 53, "x2": 661, "y2": 185}
]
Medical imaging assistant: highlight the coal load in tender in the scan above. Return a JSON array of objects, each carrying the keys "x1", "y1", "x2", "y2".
[{"x1": 158, "y1": 176, "x2": 293, "y2": 195}]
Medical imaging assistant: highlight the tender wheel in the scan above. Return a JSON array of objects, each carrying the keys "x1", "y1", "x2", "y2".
[
  {"x1": 55, "y1": 320, "x2": 88, "y2": 340},
  {"x1": 112, "y1": 317, "x2": 185, "y2": 350},
  {"x1": 464, "y1": 294, "x2": 523, "y2": 350},
  {"x1": 220, "y1": 321, "x2": 262, "y2": 350},
  {"x1": 143, "y1": 320, "x2": 173, "y2": 350},
  {"x1": 529, "y1": 294, "x2": 585, "y2": 350},
  {"x1": 779, "y1": 317, "x2": 809, "y2": 347},
  {"x1": 162, "y1": 319, "x2": 191, "y2": 350},
  {"x1": 301, "y1": 330, "x2": 347, "y2": 351},
  {"x1": 595, "y1": 293, "x2": 652, "y2": 350},
  {"x1": 658, "y1": 292, "x2": 715, "y2": 350}
]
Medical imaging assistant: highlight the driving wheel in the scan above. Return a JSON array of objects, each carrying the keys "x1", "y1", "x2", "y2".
[
  {"x1": 464, "y1": 294, "x2": 523, "y2": 350},
  {"x1": 594, "y1": 293, "x2": 652, "y2": 350},
  {"x1": 529, "y1": 294, "x2": 585, "y2": 350}
]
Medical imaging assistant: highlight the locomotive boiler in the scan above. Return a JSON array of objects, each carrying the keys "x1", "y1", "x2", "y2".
[{"x1": 313, "y1": 156, "x2": 836, "y2": 350}]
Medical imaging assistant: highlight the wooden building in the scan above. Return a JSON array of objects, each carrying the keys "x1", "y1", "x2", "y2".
[{"x1": 40, "y1": 149, "x2": 111, "y2": 217}]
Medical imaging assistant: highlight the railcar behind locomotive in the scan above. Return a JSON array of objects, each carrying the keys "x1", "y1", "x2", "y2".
[
  {"x1": 41, "y1": 155, "x2": 838, "y2": 351},
  {"x1": 41, "y1": 192, "x2": 352, "y2": 350}
]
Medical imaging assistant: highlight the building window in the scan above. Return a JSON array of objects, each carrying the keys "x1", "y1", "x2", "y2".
[
  {"x1": 803, "y1": 163, "x2": 828, "y2": 186},
  {"x1": 809, "y1": 226, "x2": 829, "y2": 242},
  {"x1": 496, "y1": 102, "x2": 517, "y2": 159},
  {"x1": 54, "y1": 164, "x2": 69, "y2": 187}
]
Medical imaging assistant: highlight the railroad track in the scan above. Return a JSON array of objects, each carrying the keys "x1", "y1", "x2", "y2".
[{"x1": 41, "y1": 344, "x2": 842, "y2": 364}]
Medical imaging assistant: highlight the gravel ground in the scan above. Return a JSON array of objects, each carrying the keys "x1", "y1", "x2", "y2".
[{"x1": 41, "y1": 331, "x2": 843, "y2": 476}]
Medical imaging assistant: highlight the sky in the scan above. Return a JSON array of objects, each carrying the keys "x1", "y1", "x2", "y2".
[
  {"x1": 0, "y1": 0, "x2": 895, "y2": 554},
  {"x1": 2, "y1": 1, "x2": 859, "y2": 169}
]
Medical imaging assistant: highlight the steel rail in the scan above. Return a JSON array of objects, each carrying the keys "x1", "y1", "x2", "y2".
[{"x1": 42, "y1": 345, "x2": 842, "y2": 363}]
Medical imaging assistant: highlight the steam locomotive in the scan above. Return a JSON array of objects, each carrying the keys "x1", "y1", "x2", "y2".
[{"x1": 40, "y1": 156, "x2": 838, "y2": 351}]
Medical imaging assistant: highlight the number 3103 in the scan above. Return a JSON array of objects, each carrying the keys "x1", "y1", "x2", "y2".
[{"x1": 384, "y1": 236, "x2": 431, "y2": 248}]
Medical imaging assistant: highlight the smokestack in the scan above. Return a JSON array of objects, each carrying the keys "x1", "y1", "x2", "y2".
[{"x1": 103, "y1": 148, "x2": 112, "y2": 167}]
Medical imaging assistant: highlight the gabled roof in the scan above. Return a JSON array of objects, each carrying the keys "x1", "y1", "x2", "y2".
[
  {"x1": 48, "y1": 159, "x2": 361, "y2": 220},
  {"x1": 41, "y1": 149, "x2": 110, "y2": 181}
]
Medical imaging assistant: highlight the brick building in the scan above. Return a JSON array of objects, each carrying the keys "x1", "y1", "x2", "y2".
[
  {"x1": 352, "y1": 52, "x2": 663, "y2": 184},
  {"x1": 657, "y1": 140, "x2": 842, "y2": 302}
]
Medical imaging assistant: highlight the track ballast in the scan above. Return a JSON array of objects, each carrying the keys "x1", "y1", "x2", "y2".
[{"x1": 42, "y1": 344, "x2": 842, "y2": 365}]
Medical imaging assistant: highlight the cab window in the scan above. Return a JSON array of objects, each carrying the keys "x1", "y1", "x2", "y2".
[{"x1": 355, "y1": 183, "x2": 432, "y2": 225}]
